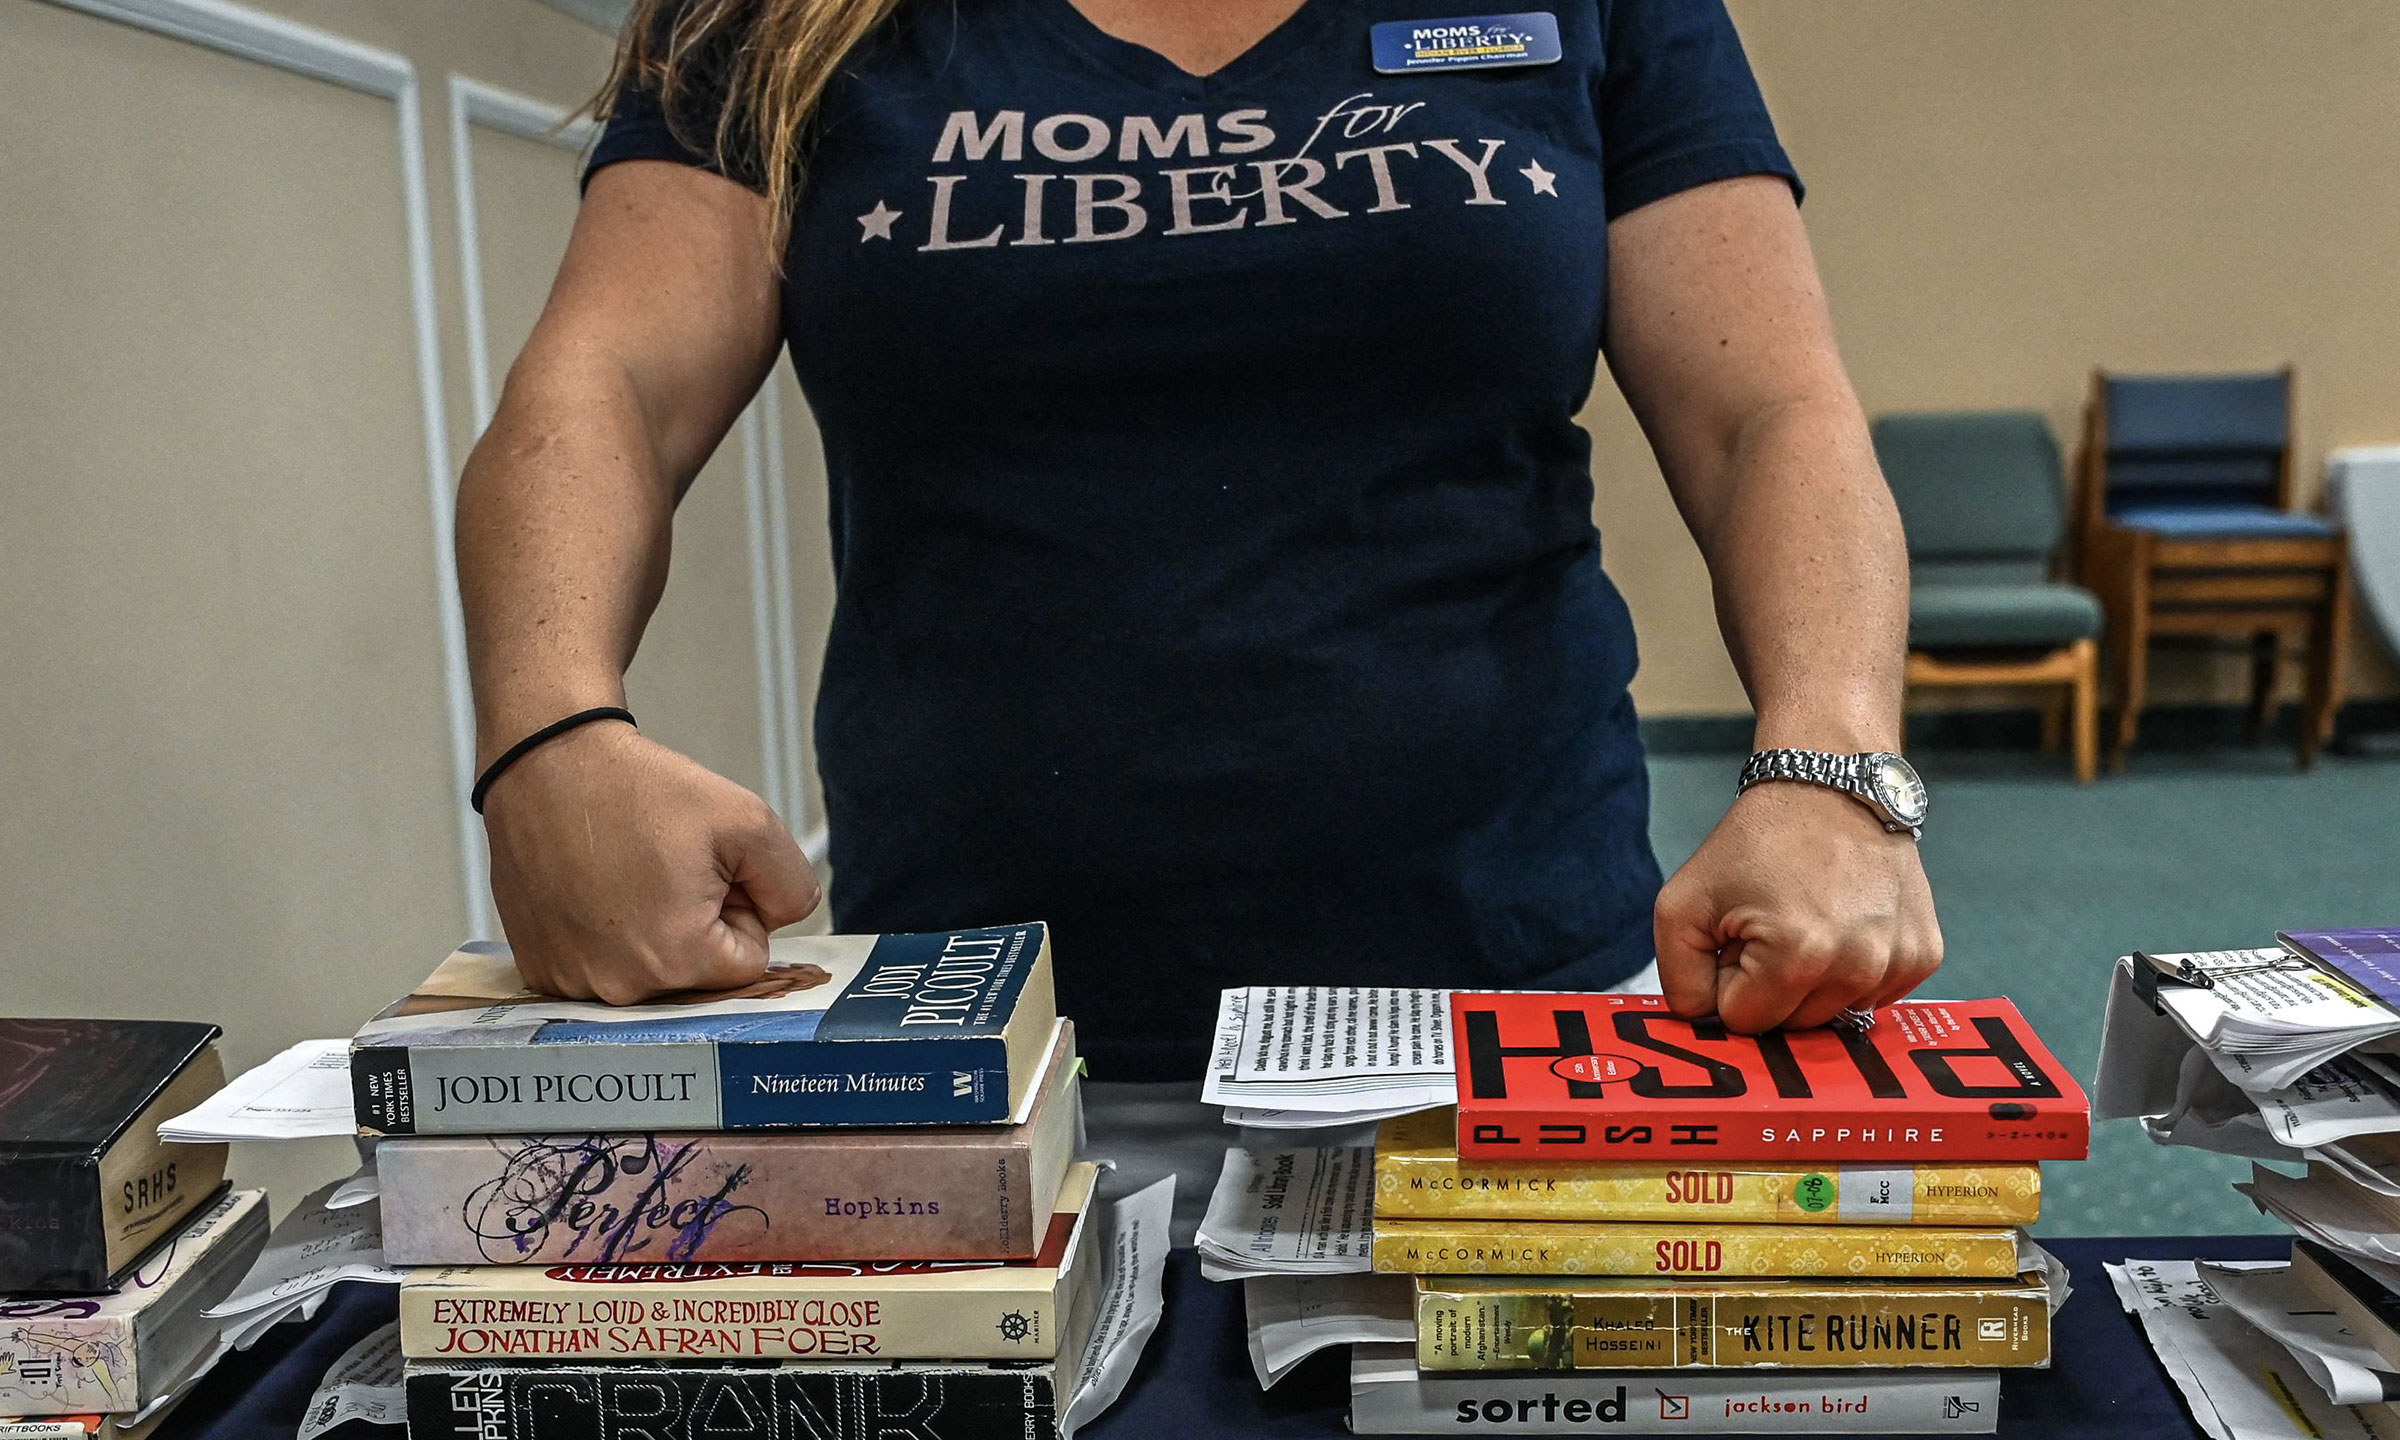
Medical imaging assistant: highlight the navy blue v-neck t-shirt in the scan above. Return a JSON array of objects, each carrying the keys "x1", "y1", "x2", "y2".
[{"x1": 589, "y1": 0, "x2": 1799, "y2": 1079}]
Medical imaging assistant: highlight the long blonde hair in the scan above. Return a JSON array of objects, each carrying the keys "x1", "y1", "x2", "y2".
[{"x1": 594, "y1": 0, "x2": 904, "y2": 249}]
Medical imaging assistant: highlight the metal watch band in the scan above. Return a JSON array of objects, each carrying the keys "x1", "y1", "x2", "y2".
[{"x1": 1738, "y1": 748, "x2": 1864, "y2": 798}]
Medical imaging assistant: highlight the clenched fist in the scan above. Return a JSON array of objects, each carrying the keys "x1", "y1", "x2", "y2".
[
  {"x1": 1654, "y1": 781, "x2": 1943, "y2": 1032},
  {"x1": 479, "y1": 720, "x2": 821, "y2": 1003}
]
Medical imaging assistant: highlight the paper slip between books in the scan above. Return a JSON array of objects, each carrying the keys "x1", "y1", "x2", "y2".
[
  {"x1": 1063, "y1": 1176, "x2": 1174, "y2": 1434},
  {"x1": 298, "y1": 1324, "x2": 401, "y2": 1440},
  {"x1": 159, "y1": 1037, "x2": 355, "y2": 1142},
  {"x1": 2204, "y1": 1263, "x2": 2400, "y2": 1405},
  {"x1": 206, "y1": 1173, "x2": 402, "y2": 1343},
  {"x1": 2108, "y1": 1258, "x2": 2379, "y2": 1440},
  {"x1": 1245, "y1": 1273, "x2": 1412, "y2": 1389},
  {"x1": 1197, "y1": 1146, "x2": 1376, "y2": 1280},
  {"x1": 1203, "y1": 988, "x2": 1456, "y2": 1124}
]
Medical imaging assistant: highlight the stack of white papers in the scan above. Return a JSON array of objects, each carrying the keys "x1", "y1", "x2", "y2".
[
  {"x1": 159, "y1": 1038, "x2": 356, "y2": 1142},
  {"x1": 1243, "y1": 1273, "x2": 1411, "y2": 1389},
  {"x1": 204, "y1": 1175, "x2": 403, "y2": 1349},
  {"x1": 2151, "y1": 949, "x2": 2400, "y2": 1093},
  {"x1": 1204, "y1": 987, "x2": 1455, "y2": 1130},
  {"x1": 2108, "y1": 1258, "x2": 2383, "y2": 1440},
  {"x1": 1195, "y1": 1146, "x2": 1376, "y2": 1281}
]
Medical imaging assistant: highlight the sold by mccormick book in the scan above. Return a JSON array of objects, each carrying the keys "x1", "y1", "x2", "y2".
[
  {"x1": 0, "y1": 1019, "x2": 229, "y2": 1294},
  {"x1": 1415, "y1": 1271, "x2": 2055, "y2": 1372},
  {"x1": 0, "y1": 1189, "x2": 267, "y2": 1415},
  {"x1": 377, "y1": 1021, "x2": 1080, "y2": 1265},
  {"x1": 1372, "y1": 1219, "x2": 2029, "y2": 1280},
  {"x1": 1350, "y1": 1346, "x2": 2004, "y2": 1434},
  {"x1": 397, "y1": 1164, "x2": 1099, "y2": 1362},
  {"x1": 1373, "y1": 1108, "x2": 2042, "y2": 1227},
  {"x1": 1450, "y1": 995, "x2": 2089, "y2": 1163},
  {"x1": 352, "y1": 925, "x2": 1056, "y2": 1134}
]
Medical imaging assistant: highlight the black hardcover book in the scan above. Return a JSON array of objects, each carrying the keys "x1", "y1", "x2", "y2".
[
  {"x1": 404, "y1": 1358, "x2": 1068, "y2": 1440},
  {"x1": 0, "y1": 1018, "x2": 229, "y2": 1294}
]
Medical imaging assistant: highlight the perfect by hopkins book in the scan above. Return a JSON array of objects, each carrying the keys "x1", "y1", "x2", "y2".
[{"x1": 351, "y1": 924, "x2": 1057, "y2": 1135}]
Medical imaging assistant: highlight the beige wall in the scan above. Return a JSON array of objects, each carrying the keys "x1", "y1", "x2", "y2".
[
  {"x1": 1604, "y1": 0, "x2": 2400, "y2": 716},
  {"x1": 0, "y1": 0, "x2": 830, "y2": 1213}
]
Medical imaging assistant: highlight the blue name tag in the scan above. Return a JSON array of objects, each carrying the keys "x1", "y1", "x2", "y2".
[{"x1": 1370, "y1": 12, "x2": 1560, "y2": 73}]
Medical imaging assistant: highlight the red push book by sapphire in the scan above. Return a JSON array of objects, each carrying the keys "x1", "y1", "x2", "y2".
[{"x1": 1450, "y1": 994, "x2": 2089, "y2": 1163}]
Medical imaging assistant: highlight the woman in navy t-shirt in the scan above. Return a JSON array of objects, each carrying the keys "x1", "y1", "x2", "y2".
[{"x1": 457, "y1": 0, "x2": 1940, "y2": 1108}]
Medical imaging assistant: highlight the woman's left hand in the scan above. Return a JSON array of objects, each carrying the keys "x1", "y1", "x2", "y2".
[{"x1": 1653, "y1": 782, "x2": 1943, "y2": 1032}]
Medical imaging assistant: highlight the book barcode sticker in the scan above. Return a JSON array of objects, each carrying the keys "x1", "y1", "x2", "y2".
[{"x1": 1839, "y1": 1167, "x2": 1915, "y2": 1222}]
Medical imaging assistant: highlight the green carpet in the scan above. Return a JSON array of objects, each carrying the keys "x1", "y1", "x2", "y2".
[{"x1": 1645, "y1": 744, "x2": 2400, "y2": 1237}]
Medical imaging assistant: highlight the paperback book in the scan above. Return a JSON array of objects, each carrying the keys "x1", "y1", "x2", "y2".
[
  {"x1": 1373, "y1": 1108, "x2": 2041, "y2": 1226},
  {"x1": 0, "y1": 1020, "x2": 229, "y2": 1294},
  {"x1": 0, "y1": 1189, "x2": 267, "y2": 1415},
  {"x1": 378, "y1": 1020, "x2": 1079, "y2": 1266},
  {"x1": 404, "y1": 1354, "x2": 1083, "y2": 1440},
  {"x1": 1372, "y1": 1219, "x2": 2029, "y2": 1279},
  {"x1": 398, "y1": 1163, "x2": 1100, "y2": 1362},
  {"x1": 1451, "y1": 993, "x2": 2088, "y2": 1163},
  {"x1": 352, "y1": 925, "x2": 1056, "y2": 1135},
  {"x1": 1416, "y1": 1270, "x2": 2054, "y2": 1371},
  {"x1": 1349, "y1": 1344, "x2": 2003, "y2": 1434}
]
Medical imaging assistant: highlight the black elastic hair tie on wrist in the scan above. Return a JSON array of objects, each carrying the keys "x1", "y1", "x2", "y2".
[{"x1": 470, "y1": 706, "x2": 637, "y2": 815}]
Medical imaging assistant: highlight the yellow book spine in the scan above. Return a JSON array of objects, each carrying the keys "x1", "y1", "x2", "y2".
[
  {"x1": 1372, "y1": 1109, "x2": 2040, "y2": 1225},
  {"x1": 1416, "y1": 1283, "x2": 2051, "y2": 1370},
  {"x1": 1371, "y1": 1220, "x2": 2023, "y2": 1279}
]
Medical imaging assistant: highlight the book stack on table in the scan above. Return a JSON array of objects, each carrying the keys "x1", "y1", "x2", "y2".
[
  {"x1": 1351, "y1": 992, "x2": 2092, "y2": 1436},
  {"x1": 350, "y1": 923, "x2": 1108, "y2": 1440},
  {"x1": 0, "y1": 1020, "x2": 271, "y2": 1438}
]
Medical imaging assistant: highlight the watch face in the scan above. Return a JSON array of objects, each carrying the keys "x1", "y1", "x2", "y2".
[{"x1": 1870, "y1": 754, "x2": 1929, "y2": 826}]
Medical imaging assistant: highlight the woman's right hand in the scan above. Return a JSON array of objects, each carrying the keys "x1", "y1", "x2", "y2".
[{"x1": 479, "y1": 720, "x2": 821, "y2": 1004}]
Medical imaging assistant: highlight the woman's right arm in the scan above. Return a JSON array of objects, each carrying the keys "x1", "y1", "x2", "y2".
[{"x1": 455, "y1": 159, "x2": 820, "y2": 1004}]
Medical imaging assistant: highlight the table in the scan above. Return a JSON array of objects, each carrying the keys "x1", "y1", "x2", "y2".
[{"x1": 158, "y1": 1236, "x2": 2290, "y2": 1440}]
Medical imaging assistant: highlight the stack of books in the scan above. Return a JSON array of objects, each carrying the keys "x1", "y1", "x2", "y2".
[
  {"x1": 351, "y1": 924, "x2": 1107, "y2": 1440},
  {"x1": 1351, "y1": 992, "x2": 2091, "y2": 1435},
  {"x1": 0, "y1": 1020, "x2": 270, "y2": 1438}
]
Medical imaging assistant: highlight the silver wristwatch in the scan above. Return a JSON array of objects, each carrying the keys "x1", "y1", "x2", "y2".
[{"x1": 1737, "y1": 749, "x2": 1928, "y2": 839}]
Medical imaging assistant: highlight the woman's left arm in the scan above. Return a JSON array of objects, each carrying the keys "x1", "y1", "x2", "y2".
[{"x1": 1603, "y1": 173, "x2": 1942, "y2": 1033}]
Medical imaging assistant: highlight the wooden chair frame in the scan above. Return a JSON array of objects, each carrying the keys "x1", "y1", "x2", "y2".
[
  {"x1": 1906, "y1": 641, "x2": 2099, "y2": 783},
  {"x1": 2072, "y1": 367, "x2": 2351, "y2": 769}
]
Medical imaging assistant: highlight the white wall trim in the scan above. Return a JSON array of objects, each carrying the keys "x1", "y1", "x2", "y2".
[
  {"x1": 447, "y1": 76, "x2": 599, "y2": 433},
  {"x1": 43, "y1": 0, "x2": 487, "y2": 939},
  {"x1": 758, "y1": 382, "x2": 812, "y2": 843},
  {"x1": 737, "y1": 404, "x2": 792, "y2": 827}
]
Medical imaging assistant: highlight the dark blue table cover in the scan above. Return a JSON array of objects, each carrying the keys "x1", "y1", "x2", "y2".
[{"x1": 154, "y1": 1236, "x2": 2289, "y2": 1440}]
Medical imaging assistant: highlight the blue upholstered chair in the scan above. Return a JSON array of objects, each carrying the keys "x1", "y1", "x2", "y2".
[
  {"x1": 2074, "y1": 368, "x2": 2351, "y2": 768},
  {"x1": 1874, "y1": 412, "x2": 2102, "y2": 782}
]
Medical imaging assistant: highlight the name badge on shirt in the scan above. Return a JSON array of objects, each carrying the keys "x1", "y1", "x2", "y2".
[{"x1": 1370, "y1": 13, "x2": 1560, "y2": 74}]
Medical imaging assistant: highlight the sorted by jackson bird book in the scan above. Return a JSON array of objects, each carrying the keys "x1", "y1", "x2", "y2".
[
  {"x1": 0, "y1": 1189, "x2": 268, "y2": 1415},
  {"x1": 1450, "y1": 993, "x2": 2089, "y2": 1163},
  {"x1": 377, "y1": 1019, "x2": 1080, "y2": 1265},
  {"x1": 397, "y1": 1163, "x2": 1100, "y2": 1362},
  {"x1": 0, "y1": 1019, "x2": 230, "y2": 1294},
  {"x1": 1372, "y1": 1218, "x2": 2030, "y2": 1279},
  {"x1": 1415, "y1": 1270, "x2": 2055, "y2": 1371},
  {"x1": 352, "y1": 924, "x2": 1056, "y2": 1135},
  {"x1": 1349, "y1": 1345, "x2": 2003, "y2": 1434},
  {"x1": 1373, "y1": 1108, "x2": 2042, "y2": 1226}
]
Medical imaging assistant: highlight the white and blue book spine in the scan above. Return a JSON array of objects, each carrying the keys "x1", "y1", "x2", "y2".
[{"x1": 351, "y1": 923, "x2": 1055, "y2": 1135}]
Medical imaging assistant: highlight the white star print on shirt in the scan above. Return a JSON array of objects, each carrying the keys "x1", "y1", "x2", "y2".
[
  {"x1": 1520, "y1": 160, "x2": 1558, "y2": 197},
  {"x1": 857, "y1": 201, "x2": 900, "y2": 241}
]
